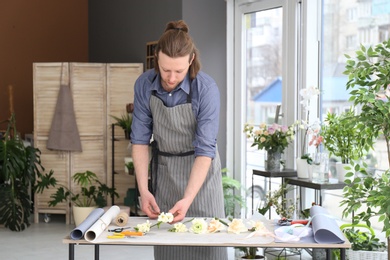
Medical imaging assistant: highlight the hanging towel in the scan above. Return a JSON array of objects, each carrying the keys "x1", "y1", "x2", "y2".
[{"x1": 47, "y1": 63, "x2": 82, "y2": 152}]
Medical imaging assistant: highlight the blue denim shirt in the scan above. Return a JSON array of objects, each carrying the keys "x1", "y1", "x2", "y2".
[{"x1": 131, "y1": 69, "x2": 220, "y2": 158}]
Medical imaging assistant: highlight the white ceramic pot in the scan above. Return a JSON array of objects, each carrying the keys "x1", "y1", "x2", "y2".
[
  {"x1": 336, "y1": 162, "x2": 352, "y2": 182},
  {"x1": 72, "y1": 206, "x2": 97, "y2": 226},
  {"x1": 296, "y1": 158, "x2": 309, "y2": 178}
]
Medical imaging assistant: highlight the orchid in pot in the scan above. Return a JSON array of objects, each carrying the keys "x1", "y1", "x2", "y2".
[
  {"x1": 244, "y1": 122, "x2": 297, "y2": 171},
  {"x1": 296, "y1": 86, "x2": 320, "y2": 178},
  {"x1": 299, "y1": 86, "x2": 321, "y2": 159}
]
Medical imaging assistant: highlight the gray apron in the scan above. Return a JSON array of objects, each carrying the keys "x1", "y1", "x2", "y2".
[{"x1": 150, "y1": 90, "x2": 227, "y2": 260}]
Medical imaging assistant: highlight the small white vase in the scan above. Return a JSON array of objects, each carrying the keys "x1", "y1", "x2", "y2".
[
  {"x1": 296, "y1": 158, "x2": 309, "y2": 178},
  {"x1": 336, "y1": 162, "x2": 352, "y2": 182}
]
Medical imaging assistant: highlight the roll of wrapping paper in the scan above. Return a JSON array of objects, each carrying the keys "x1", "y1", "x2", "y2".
[
  {"x1": 70, "y1": 208, "x2": 105, "y2": 240},
  {"x1": 115, "y1": 212, "x2": 129, "y2": 227},
  {"x1": 85, "y1": 205, "x2": 120, "y2": 242}
]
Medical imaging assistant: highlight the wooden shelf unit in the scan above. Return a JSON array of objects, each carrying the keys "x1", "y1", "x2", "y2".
[{"x1": 146, "y1": 41, "x2": 158, "y2": 70}]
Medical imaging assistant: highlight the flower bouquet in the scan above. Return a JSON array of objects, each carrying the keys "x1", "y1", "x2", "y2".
[{"x1": 244, "y1": 122, "x2": 297, "y2": 171}]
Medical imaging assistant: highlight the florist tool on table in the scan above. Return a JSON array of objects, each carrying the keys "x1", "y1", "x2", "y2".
[
  {"x1": 107, "y1": 231, "x2": 144, "y2": 239},
  {"x1": 107, "y1": 227, "x2": 132, "y2": 232},
  {"x1": 277, "y1": 217, "x2": 309, "y2": 226}
]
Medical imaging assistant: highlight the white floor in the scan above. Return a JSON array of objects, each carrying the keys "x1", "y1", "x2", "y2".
[{"x1": 0, "y1": 214, "x2": 315, "y2": 260}]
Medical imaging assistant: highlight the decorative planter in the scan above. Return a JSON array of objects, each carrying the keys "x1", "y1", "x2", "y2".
[
  {"x1": 335, "y1": 162, "x2": 352, "y2": 182},
  {"x1": 296, "y1": 158, "x2": 309, "y2": 178},
  {"x1": 265, "y1": 150, "x2": 281, "y2": 171},
  {"x1": 346, "y1": 249, "x2": 387, "y2": 260},
  {"x1": 72, "y1": 206, "x2": 97, "y2": 226}
]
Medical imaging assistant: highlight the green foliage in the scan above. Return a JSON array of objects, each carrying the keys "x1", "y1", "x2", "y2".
[
  {"x1": 258, "y1": 180, "x2": 297, "y2": 219},
  {"x1": 343, "y1": 39, "x2": 390, "y2": 163},
  {"x1": 111, "y1": 113, "x2": 132, "y2": 134},
  {"x1": 36, "y1": 170, "x2": 119, "y2": 208},
  {"x1": 221, "y1": 168, "x2": 245, "y2": 217},
  {"x1": 341, "y1": 223, "x2": 386, "y2": 252},
  {"x1": 321, "y1": 110, "x2": 372, "y2": 164},
  {"x1": 125, "y1": 161, "x2": 134, "y2": 171},
  {"x1": 0, "y1": 114, "x2": 47, "y2": 231},
  {"x1": 237, "y1": 247, "x2": 259, "y2": 259},
  {"x1": 301, "y1": 153, "x2": 313, "y2": 165},
  {"x1": 341, "y1": 39, "x2": 390, "y2": 242}
]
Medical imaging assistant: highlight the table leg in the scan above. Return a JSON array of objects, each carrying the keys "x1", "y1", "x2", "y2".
[
  {"x1": 252, "y1": 173, "x2": 254, "y2": 215},
  {"x1": 340, "y1": 248, "x2": 345, "y2": 260},
  {"x1": 69, "y1": 244, "x2": 74, "y2": 260},
  {"x1": 95, "y1": 244, "x2": 100, "y2": 260},
  {"x1": 326, "y1": 248, "x2": 331, "y2": 260},
  {"x1": 268, "y1": 177, "x2": 272, "y2": 219}
]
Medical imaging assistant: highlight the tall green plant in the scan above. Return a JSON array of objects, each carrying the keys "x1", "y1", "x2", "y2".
[
  {"x1": 321, "y1": 110, "x2": 371, "y2": 164},
  {"x1": 344, "y1": 39, "x2": 390, "y2": 162},
  {"x1": 341, "y1": 39, "x2": 390, "y2": 256},
  {"x1": 0, "y1": 114, "x2": 49, "y2": 231}
]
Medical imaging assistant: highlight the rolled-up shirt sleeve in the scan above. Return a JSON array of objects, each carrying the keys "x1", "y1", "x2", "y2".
[
  {"x1": 130, "y1": 72, "x2": 154, "y2": 145},
  {"x1": 192, "y1": 73, "x2": 220, "y2": 159}
]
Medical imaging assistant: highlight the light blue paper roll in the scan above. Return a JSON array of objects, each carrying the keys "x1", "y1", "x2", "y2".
[{"x1": 70, "y1": 208, "x2": 105, "y2": 240}]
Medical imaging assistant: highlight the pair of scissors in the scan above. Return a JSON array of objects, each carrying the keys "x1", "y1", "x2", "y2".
[
  {"x1": 277, "y1": 217, "x2": 309, "y2": 226},
  {"x1": 107, "y1": 231, "x2": 144, "y2": 239},
  {"x1": 107, "y1": 226, "x2": 131, "y2": 232}
]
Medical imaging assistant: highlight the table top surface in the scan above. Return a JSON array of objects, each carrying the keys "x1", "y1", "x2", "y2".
[
  {"x1": 285, "y1": 177, "x2": 346, "y2": 190},
  {"x1": 253, "y1": 168, "x2": 297, "y2": 178},
  {"x1": 63, "y1": 217, "x2": 351, "y2": 249}
]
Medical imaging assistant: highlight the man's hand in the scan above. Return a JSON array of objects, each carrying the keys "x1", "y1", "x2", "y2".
[
  {"x1": 140, "y1": 191, "x2": 160, "y2": 219},
  {"x1": 169, "y1": 198, "x2": 191, "y2": 223}
]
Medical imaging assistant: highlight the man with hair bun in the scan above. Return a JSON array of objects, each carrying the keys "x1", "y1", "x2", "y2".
[{"x1": 131, "y1": 20, "x2": 227, "y2": 260}]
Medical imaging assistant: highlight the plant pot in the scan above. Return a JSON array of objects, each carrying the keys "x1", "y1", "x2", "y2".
[
  {"x1": 72, "y1": 206, "x2": 97, "y2": 226},
  {"x1": 336, "y1": 162, "x2": 352, "y2": 182},
  {"x1": 296, "y1": 158, "x2": 309, "y2": 178},
  {"x1": 238, "y1": 256, "x2": 266, "y2": 259}
]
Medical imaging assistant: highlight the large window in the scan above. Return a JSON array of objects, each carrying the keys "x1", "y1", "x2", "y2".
[
  {"x1": 321, "y1": 0, "x2": 390, "y2": 172},
  {"x1": 228, "y1": 0, "x2": 390, "y2": 222}
]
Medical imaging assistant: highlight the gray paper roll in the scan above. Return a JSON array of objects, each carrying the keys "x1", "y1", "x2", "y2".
[{"x1": 70, "y1": 208, "x2": 105, "y2": 240}]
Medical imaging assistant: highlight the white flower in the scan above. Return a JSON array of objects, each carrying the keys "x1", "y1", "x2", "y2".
[
  {"x1": 227, "y1": 219, "x2": 248, "y2": 234},
  {"x1": 169, "y1": 222, "x2": 188, "y2": 233},
  {"x1": 249, "y1": 220, "x2": 265, "y2": 231},
  {"x1": 135, "y1": 220, "x2": 151, "y2": 233},
  {"x1": 158, "y1": 212, "x2": 174, "y2": 223},
  {"x1": 207, "y1": 218, "x2": 225, "y2": 233},
  {"x1": 189, "y1": 218, "x2": 208, "y2": 234}
]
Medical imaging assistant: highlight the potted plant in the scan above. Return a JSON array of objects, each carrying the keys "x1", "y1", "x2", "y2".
[
  {"x1": 340, "y1": 223, "x2": 386, "y2": 259},
  {"x1": 321, "y1": 109, "x2": 372, "y2": 182},
  {"x1": 111, "y1": 112, "x2": 132, "y2": 139},
  {"x1": 36, "y1": 170, "x2": 118, "y2": 225},
  {"x1": 221, "y1": 168, "x2": 245, "y2": 218},
  {"x1": 297, "y1": 86, "x2": 320, "y2": 178},
  {"x1": 340, "y1": 39, "x2": 390, "y2": 258},
  {"x1": 0, "y1": 113, "x2": 49, "y2": 231},
  {"x1": 236, "y1": 247, "x2": 264, "y2": 259},
  {"x1": 125, "y1": 160, "x2": 135, "y2": 175}
]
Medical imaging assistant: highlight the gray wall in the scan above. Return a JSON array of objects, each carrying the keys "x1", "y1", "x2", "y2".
[{"x1": 89, "y1": 0, "x2": 227, "y2": 167}]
